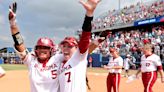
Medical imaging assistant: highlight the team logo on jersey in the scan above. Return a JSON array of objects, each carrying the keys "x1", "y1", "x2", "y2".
[
  {"x1": 59, "y1": 65, "x2": 72, "y2": 74},
  {"x1": 34, "y1": 63, "x2": 58, "y2": 72}
]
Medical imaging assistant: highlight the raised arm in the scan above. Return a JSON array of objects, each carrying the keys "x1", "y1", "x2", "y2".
[
  {"x1": 8, "y1": 2, "x2": 27, "y2": 59},
  {"x1": 88, "y1": 37, "x2": 105, "y2": 54},
  {"x1": 78, "y1": 0, "x2": 101, "y2": 54}
]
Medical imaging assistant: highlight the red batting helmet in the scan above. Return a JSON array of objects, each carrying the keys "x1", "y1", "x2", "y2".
[{"x1": 35, "y1": 37, "x2": 56, "y2": 54}]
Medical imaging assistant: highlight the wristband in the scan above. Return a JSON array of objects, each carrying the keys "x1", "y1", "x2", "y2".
[
  {"x1": 82, "y1": 15, "x2": 93, "y2": 32},
  {"x1": 12, "y1": 32, "x2": 24, "y2": 45}
]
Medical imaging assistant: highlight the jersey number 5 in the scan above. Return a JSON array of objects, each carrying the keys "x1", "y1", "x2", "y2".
[
  {"x1": 65, "y1": 72, "x2": 71, "y2": 82},
  {"x1": 51, "y1": 70, "x2": 57, "y2": 79}
]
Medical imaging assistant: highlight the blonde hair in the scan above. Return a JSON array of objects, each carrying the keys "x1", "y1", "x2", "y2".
[{"x1": 143, "y1": 44, "x2": 153, "y2": 51}]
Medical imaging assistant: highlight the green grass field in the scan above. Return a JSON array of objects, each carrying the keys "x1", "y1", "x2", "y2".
[
  {"x1": 0, "y1": 64, "x2": 134, "y2": 75},
  {"x1": 0, "y1": 64, "x2": 106, "y2": 72},
  {"x1": 0, "y1": 64, "x2": 108, "y2": 73},
  {"x1": 0, "y1": 64, "x2": 136, "y2": 74},
  {"x1": 0, "y1": 64, "x2": 27, "y2": 71}
]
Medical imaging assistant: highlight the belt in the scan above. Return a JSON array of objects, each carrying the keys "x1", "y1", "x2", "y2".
[
  {"x1": 109, "y1": 73, "x2": 120, "y2": 75},
  {"x1": 142, "y1": 71, "x2": 156, "y2": 74}
]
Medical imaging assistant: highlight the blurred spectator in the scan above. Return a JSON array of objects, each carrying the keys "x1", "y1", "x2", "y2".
[{"x1": 92, "y1": 0, "x2": 164, "y2": 30}]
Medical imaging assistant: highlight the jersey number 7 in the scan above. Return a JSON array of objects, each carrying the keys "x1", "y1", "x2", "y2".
[{"x1": 65, "y1": 72, "x2": 71, "y2": 82}]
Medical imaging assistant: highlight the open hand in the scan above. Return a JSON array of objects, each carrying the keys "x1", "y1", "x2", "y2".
[
  {"x1": 9, "y1": 2, "x2": 17, "y2": 26},
  {"x1": 79, "y1": 0, "x2": 101, "y2": 16}
]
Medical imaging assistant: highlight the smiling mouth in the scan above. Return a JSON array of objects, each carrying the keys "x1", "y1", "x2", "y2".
[
  {"x1": 40, "y1": 53, "x2": 47, "y2": 55},
  {"x1": 39, "y1": 52, "x2": 47, "y2": 54},
  {"x1": 64, "y1": 52, "x2": 69, "y2": 56}
]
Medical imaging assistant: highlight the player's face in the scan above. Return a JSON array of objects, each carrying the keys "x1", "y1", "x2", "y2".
[
  {"x1": 142, "y1": 48, "x2": 152, "y2": 56},
  {"x1": 35, "y1": 46, "x2": 51, "y2": 60},
  {"x1": 61, "y1": 43, "x2": 77, "y2": 61},
  {"x1": 110, "y1": 50, "x2": 117, "y2": 57}
]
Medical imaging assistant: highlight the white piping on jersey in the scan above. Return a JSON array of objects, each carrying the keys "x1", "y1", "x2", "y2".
[
  {"x1": 116, "y1": 74, "x2": 118, "y2": 92},
  {"x1": 147, "y1": 71, "x2": 154, "y2": 92}
]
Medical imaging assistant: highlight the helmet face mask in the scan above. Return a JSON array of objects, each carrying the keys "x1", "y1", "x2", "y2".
[
  {"x1": 35, "y1": 46, "x2": 51, "y2": 50},
  {"x1": 35, "y1": 37, "x2": 55, "y2": 60}
]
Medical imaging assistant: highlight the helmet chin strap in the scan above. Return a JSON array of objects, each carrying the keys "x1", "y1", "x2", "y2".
[
  {"x1": 38, "y1": 58, "x2": 49, "y2": 67},
  {"x1": 35, "y1": 48, "x2": 51, "y2": 67}
]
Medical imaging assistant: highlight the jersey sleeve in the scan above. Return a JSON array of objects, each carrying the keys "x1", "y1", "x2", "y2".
[
  {"x1": 19, "y1": 51, "x2": 37, "y2": 67},
  {"x1": 78, "y1": 32, "x2": 90, "y2": 54},
  {"x1": 69, "y1": 48, "x2": 89, "y2": 67},
  {"x1": 153, "y1": 55, "x2": 162, "y2": 66},
  {"x1": 13, "y1": 45, "x2": 35, "y2": 67},
  {"x1": 53, "y1": 53, "x2": 64, "y2": 63},
  {"x1": 78, "y1": 16, "x2": 93, "y2": 54},
  {"x1": 23, "y1": 53, "x2": 33, "y2": 66}
]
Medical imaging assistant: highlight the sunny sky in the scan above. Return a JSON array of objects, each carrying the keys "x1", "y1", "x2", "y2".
[{"x1": 0, "y1": 0, "x2": 155, "y2": 49}]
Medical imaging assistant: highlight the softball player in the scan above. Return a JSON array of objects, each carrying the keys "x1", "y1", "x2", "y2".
[
  {"x1": 8, "y1": 2, "x2": 63, "y2": 92},
  {"x1": 0, "y1": 66, "x2": 5, "y2": 78},
  {"x1": 58, "y1": 0, "x2": 101, "y2": 92},
  {"x1": 104, "y1": 47, "x2": 123, "y2": 92},
  {"x1": 136, "y1": 44, "x2": 164, "y2": 92}
]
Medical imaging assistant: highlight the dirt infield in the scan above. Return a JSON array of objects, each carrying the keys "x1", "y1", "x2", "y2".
[
  {"x1": 0, "y1": 70, "x2": 30, "y2": 92},
  {"x1": 0, "y1": 70, "x2": 163, "y2": 92},
  {"x1": 87, "y1": 72, "x2": 164, "y2": 92}
]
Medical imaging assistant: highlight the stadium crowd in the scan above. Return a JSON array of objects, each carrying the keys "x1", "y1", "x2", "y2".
[
  {"x1": 91, "y1": 25, "x2": 164, "y2": 64},
  {"x1": 1, "y1": 0, "x2": 164, "y2": 66},
  {"x1": 92, "y1": 0, "x2": 164, "y2": 30}
]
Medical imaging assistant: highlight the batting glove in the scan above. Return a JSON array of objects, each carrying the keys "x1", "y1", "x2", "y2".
[{"x1": 9, "y1": 2, "x2": 17, "y2": 26}]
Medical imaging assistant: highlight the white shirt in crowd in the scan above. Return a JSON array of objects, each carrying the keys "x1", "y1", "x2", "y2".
[{"x1": 124, "y1": 58, "x2": 130, "y2": 70}]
